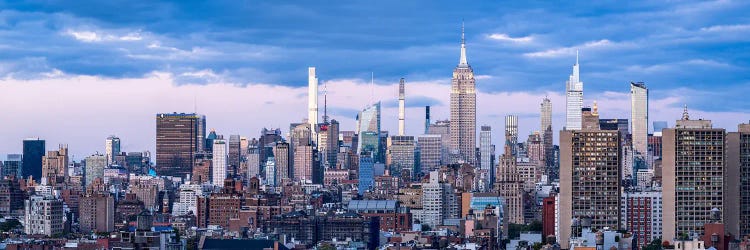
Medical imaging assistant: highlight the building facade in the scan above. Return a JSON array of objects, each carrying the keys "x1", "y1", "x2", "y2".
[
  {"x1": 155, "y1": 113, "x2": 205, "y2": 177},
  {"x1": 631, "y1": 82, "x2": 649, "y2": 156},
  {"x1": 565, "y1": 53, "x2": 583, "y2": 131},
  {"x1": 449, "y1": 25, "x2": 477, "y2": 165}
]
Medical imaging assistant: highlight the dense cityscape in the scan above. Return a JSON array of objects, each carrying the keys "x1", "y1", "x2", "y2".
[{"x1": 1, "y1": 2, "x2": 749, "y2": 250}]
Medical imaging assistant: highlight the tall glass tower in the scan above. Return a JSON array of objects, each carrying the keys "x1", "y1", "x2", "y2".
[
  {"x1": 565, "y1": 52, "x2": 583, "y2": 130},
  {"x1": 630, "y1": 82, "x2": 648, "y2": 155}
]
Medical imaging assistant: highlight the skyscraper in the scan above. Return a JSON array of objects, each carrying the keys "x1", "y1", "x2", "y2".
[
  {"x1": 541, "y1": 97, "x2": 554, "y2": 169},
  {"x1": 417, "y1": 134, "x2": 442, "y2": 172},
  {"x1": 212, "y1": 136, "x2": 227, "y2": 187},
  {"x1": 22, "y1": 138, "x2": 45, "y2": 182},
  {"x1": 559, "y1": 116, "x2": 622, "y2": 248},
  {"x1": 449, "y1": 23, "x2": 477, "y2": 165},
  {"x1": 308, "y1": 67, "x2": 319, "y2": 142},
  {"x1": 495, "y1": 136, "x2": 524, "y2": 224},
  {"x1": 727, "y1": 123, "x2": 749, "y2": 237},
  {"x1": 85, "y1": 154, "x2": 107, "y2": 187},
  {"x1": 505, "y1": 115, "x2": 519, "y2": 155},
  {"x1": 3, "y1": 154, "x2": 22, "y2": 178},
  {"x1": 662, "y1": 108, "x2": 726, "y2": 243},
  {"x1": 398, "y1": 78, "x2": 406, "y2": 136},
  {"x1": 424, "y1": 106, "x2": 430, "y2": 134},
  {"x1": 358, "y1": 102, "x2": 381, "y2": 162},
  {"x1": 429, "y1": 120, "x2": 451, "y2": 165},
  {"x1": 318, "y1": 119, "x2": 339, "y2": 169},
  {"x1": 631, "y1": 82, "x2": 648, "y2": 155},
  {"x1": 105, "y1": 135, "x2": 121, "y2": 166},
  {"x1": 479, "y1": 126, "x2": 493, "y2": 186},
  {"x1": 387, "y1": 135, "x2": 416, "y2": 179},
  {"x1": 565, "y1": 52, "x2": 583, "y2": 130},
  {"x1": 155, "y1": 113, "x2": 205, "y2": 177},
  {"x1": 227, "y1": 135, "x2": 241, "y2": 177},
  {"x1": 358, "y1": 155, "x2": 374, "y2": 196},
  {"x1": 292, "y1": 123, "x2": 315, "y2": 182},
  {"x1": 422, "y1": 171, "x2": 458, "y2": 228}
]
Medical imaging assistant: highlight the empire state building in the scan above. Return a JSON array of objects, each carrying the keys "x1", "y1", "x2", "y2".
[{"x1": 449, "y1": 23, "x2": 477, "y2": 165}]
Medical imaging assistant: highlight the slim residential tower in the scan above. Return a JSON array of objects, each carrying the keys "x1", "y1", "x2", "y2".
[
  {"x1": 308, "y1": 67, "x2": 319, "y2": 142},
  {"x1": 398, "y1": 78, "x2": 406, "y2": 136},
  {"x1": 565, "y1": 52, "x2": 583, "y2": 130},
  {"x1": 631, "y1": 82, "x2": 648, "y2": 155}
]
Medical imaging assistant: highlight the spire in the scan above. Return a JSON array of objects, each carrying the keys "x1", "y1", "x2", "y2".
[
  {"x1": 323, "y1": 79, "x2": 329, "y2": 124},
  {"x1": 576, "y1": 49, "x2": 579, "y2": 65},
  {"x1": 682, "y1": 105, "x2": 690, "y2": 120},
  {"x1": 459, "y1": 21, "x2": 468, "y2": 67},
  {"x1": 592, "y1": 101, "x2": 598, "y2": 115}
]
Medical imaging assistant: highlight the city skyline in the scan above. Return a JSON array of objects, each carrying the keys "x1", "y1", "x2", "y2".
[{"x1": 1, "y1": 1, "x2": 749, "y2": 158}]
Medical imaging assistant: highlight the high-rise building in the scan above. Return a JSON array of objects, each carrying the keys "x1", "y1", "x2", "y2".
[
  {"x1": 417, "y1": 134, "x2": 442, "y2": 173},
  {"x1": 422, "y1": 171, "x2": 458, "y2": 228},
  {"x1": 622, "y1": 189, "x2": 662, "y2": 250},
  {"x1": 631, "y1": 82, "x2": 648, "y2": 155},
  {"x1": 429, "y1": 120, "x2": 451, "y2": 165},
  {"x1": 398, "y1": 78, "x2": 406, "y2": 136},
  {"x1": 42, "y1": 145, "x2": 68, "y2": 185},
  {"x1": 259, "y1": 128, "x2": 283, "y2": 175},
  {"x1": 155, "y1": 113, "x2": 205, "y2": 177},
  {"x1": 727, "y1": 123, "x2": 749, "y2": 237},
  {"x1": 387, "y1": 135, "x2": 416, "y2": 179},
  {"x1": 424, "y1": 106, "x2": 430, "y2": 134},
  {"x1": 358, "y1": 155, "x2": 374, "y2": 196},
  {"x1": 505, "y1": 115, "x2": 519, "y2": 156},
  {"x1": 541, "y1": 98, "x2": 554, "y2": 169},
  {"x1": 3, "y1": 154, "x2": 22, "y2": 178},
  {"x1": 308, "y1": 67, "x2": 319, "y2": 142},
  {"x1": 292, "y1": 124, "x2": 316, "y2": 182},
  {"x1": 318, "y1": 120, "x2": 339, "y2": 169},
  {"x1": 358, "y1": 102, "x2": 381, "y2": 162},
  {"x1": 22, "y1": 138, "x2": 45, "y2": 182},
  {"x1": 24, "y1": 195, "x2": 63, "y2": 236},
  {"x1": 85, "y1": 154, "x2": 107, "y2": 187},
  {"x1": 212, "y1": 136, "x2": 227, "y2": 187},
  {"x1": 565, "y1": 52, "x2": 583, "y2": 130},
  {"x1": 495, "y1": 138, "x2": 524, "y2": 224},
  {"x1": 247, "y1": 145, "x2": 260, "y2": 178},
  {"x1": 0, "y1": 176, "x2": 24, "y2": 217},
  {"x1": 662, "y1": 108, "x2": 726, "y2": 243},
  {"x1": 559, "y1": 119, "x2": 621, "y2": 248},
  {"x1": 449, "y1": 23, "x2": 477, "y2": 165},
  {"x1": 105, "y1": 135, "x2": 121, "y2": 166},
  {"x1": 79, "y1": 194, "x2": 115, "y2": 233},
  {"x1": 273, "y1": 141, "x2": 290, "y2": 183},
  {"x1": 227, "y1": 135, "x2": 241, "y2": 177},
  {"x1": 479, "y1": 126, "x2": 493, "y2": 189}
]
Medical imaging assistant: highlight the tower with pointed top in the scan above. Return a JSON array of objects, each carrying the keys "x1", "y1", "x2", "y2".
[
  {"x1": 450, "y1": 22, "x2": 477, "y2": 165},
  {"x1": 565, "y1": 51, "x2": 584, "y2": 130},
  {"x1": 398, "y1": 78, "x2": 406, "y2": 136}
]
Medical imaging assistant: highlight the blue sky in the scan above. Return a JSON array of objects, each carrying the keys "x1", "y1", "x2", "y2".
[{"x1": 1, "y1": 1, "x2": 749, "y2": 158}]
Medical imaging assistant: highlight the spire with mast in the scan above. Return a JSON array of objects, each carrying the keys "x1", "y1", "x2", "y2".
[{"x1": 459, "y1": 20, "x2": 468, "y2": 67}]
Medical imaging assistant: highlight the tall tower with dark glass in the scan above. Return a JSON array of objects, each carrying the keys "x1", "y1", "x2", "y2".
[
  {"x1": 449, "y1": 23, "x2": 476, "y2": 165},
  {"x1": 155, "y1": 113, "x2": 205, "y2": 177},
  {"x1": 22, "y1": 138, "x2": 45, "y2": 182}
]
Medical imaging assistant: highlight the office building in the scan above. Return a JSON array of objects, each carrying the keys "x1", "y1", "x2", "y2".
[
  {"x1": 724, "y1": 123, "x2": 748, "y2": 237},
  {"x1": 85, "y1": 154, "x2": 107, "y2": 187},
  {"x1": 424, "y1": 106, "x2": 431, "y2": 134},
  {"x1": 505, "y1": 115, "x2": 519, "y2": 156},
  {"x1": 479, "y1": 126, "x2": 493, "y2": 189},
  {"x1": 541, "y1": 97, "x2": 554, "y2": 168},
  {"x1": 273, "y1": 141, "x2": 290, "y2": 183},
  {"x1": 228, "y1": 135, "x2": 241, "y2": 177},
  {"x1": 357, "y1": 102, "x2": 381, "y2": 162},
  {"x1": 24, "y1": 195, "x2": 64, "y2": 236},
  {"x1": 3, "y1": 154, "x2": 22, "y2": 178},
  {"x1": 247, "y1": 145, "x2": 260, "y2": 178},
  {"x1": 559, "y1": 119, "x2": 621, "y2": 248},
  {"x1": 662, "y1": 108, "x2": 726, "y2": 242},
  {"x1": 387, "y1": 135, "x2": 416, "y2": 179},
  {"x1": 42, "y1": 145, "x2": 68, "y2": 185},
  {"x1": 358, "y1": 155, "x2": 374, "y2": 196},
  {"x1": 319, "y1": 119, "x2": 340, "y2": 169},
  {"x1": 631, "y1": 82, "x2": 649, "y2": 155},
  {"x1": 565, "y1": 52, "x2": 583, "y2": 130},
  {"x1": 212, "y1": 136, "x2": 227, "y2": 187},
  {"x1": 449, "y1": 24, "x2": 477, "y2": 165},
  {"x1": 22, "y1": 138, "x2": 45, "y2": 182},
  {"x1": 429, "y1": 120, "x2": 451, "y2": 165},
  {"x1": 105, "y1": 135, "x2": 121, "y2": 166},
  {"x1": 417, "y1": 134, "x2": 442, "y2": 173},
  {"x1": 495, "y1": 140, "x2": 524, "y2": 224},
  {"x1": 155, "y1": 113, "x2": 205, "y2": 177}
]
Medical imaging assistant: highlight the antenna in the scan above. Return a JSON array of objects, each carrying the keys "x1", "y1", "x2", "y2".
[
  {"x1": 323, "y1": 79, "x2": 329, "y2": 124},
  {"x1": 461, "y1": 19, "x2": 465, "y2": 44},
  {"x1": 194, "y1": 94, "x2": 198, "y2": 114}
]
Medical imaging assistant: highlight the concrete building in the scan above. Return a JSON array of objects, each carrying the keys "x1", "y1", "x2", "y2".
[
  {"x1": 172, "y1": 184, "x2": 204, "y2": 216},
  {"x1": 155, "y1": 113, "x2": 205, "y2": 177},
  {"x1": 495, "y1": 141, "x2": 524, "y2": 224},
  {"x1": 559, "y1": 120, "x2": 621, "y2": 248},
  {"x1": 247, "y1": 145, "x2": 260, "y2": 178},
  {"x1": 725, "y1": 123, "x2": 747, "y2": 237},
  {"x1": 622, "y1": 189, "x2": 663, "y2": 249},
  {"x1": 85, "y1": 154, "x2": 107, "y2": 187},
  {"x1": 662, "y1": 108, "x2": 726, "y2": 243},
  {"x1": 631, "y1": 82, "x2": 649, "y2": 155},
  {"x1": 212, "y1": 136, "x2": 227, "y2": 187},
  {"x1": 449, "y1": 23, "x2": 477, "y2": 165},
  {"x1": 422, "y1": 171, "x2": 458, "y2": 228},
  {"x1": 79, "y1": 194, "x2": 115, "y2": 233},
  {"x1": 42, "y1": 145, "x2": 68, "y2": 185},
  {"x1": 347, "y1": 200, "x2": 412, "y2": 232},
  {"x1": 417, "y1": 134, "x2": 442, "y2": 173},
  {"x1": 105, "y1": 135, "x2": 121, "y2": 166},
  {"x1": 24, "y1": 195, "x2": 63, "y2": 236},
  {"x1": 429, "y1": 120, "x2": 451, "y2": 165},
  {"x1": 565, "y1": 52, "x2": 583, "y2": 131},
  {"x1": 273, "y1": 141, "x2": 290, "y2": 184},
  {"x1": 505, "y1": 115, "x2": 519, "y2": 156},
  {"x1": 541, "y1": 97, "x2": 554, "y2": 170},
  {"x1": 3, "y1": 154, "x2": 22, "y2": 179},
  {"x1": 398, "y1": 78, "x2": 406, "y2": 136},
  {"x1": 318, "y1": 119, "x2": 340, "y2": 169},
  {"x1": 228, "y1": 135, "x2": 241, "y2": 177}
]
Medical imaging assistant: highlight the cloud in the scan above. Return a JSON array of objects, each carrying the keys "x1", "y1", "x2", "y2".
[
  {"x1": 700, "y1": 24, "x2": 750, "y2": 32},
  {"x1": 487, "y1": 33, "x2": 533, "y2": 43},
  {"x1": 64, "y1": 29, "x2": 144, "y2": 42},
  {"x1": 524, "y1": 39, "x2": 634, "y2": 58}
]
